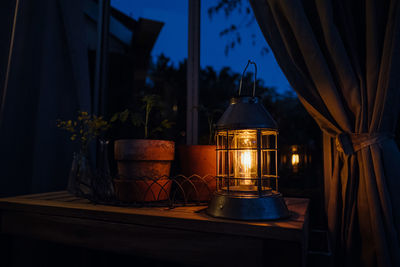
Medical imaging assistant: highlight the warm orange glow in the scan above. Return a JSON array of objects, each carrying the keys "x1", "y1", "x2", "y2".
[
  {"x1": 216, "y1": 128, "x2": 279, "y2": 194},
  {"x1": 240, "y1": 151, "x2": 253, "y2": 184},
  {"x1": 291, "y1": 153, "x2": 299, "y2": 166}
]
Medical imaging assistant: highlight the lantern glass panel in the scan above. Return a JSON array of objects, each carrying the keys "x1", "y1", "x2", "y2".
[
  {"x1": 216, "y1": 133, "x2": 226, "y2": 149},
  {"x1": 261, "y1": 131, "x2": 276, "y2": 149},
  {"x1": 216, "y1": 128, "x2": 279, "y2": 196},
  {"x1": 230, "y1": 129, "x2": 257, "y2": 182},
  {"x1": 261, "y1": 150, "x2": 277, "y2": 190},
  {"x1": 217, "y1": 150, "x2": 227, "y2": 176},
  {"x1": 216, "y1": 132, "x2": 227, "y2": 177},
  {"x1": 260, "y1": 130, "x2": 278, "y2": 191}
]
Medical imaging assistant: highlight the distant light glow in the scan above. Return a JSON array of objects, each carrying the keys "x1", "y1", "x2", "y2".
[{"x1": 291, "y1": 154, "x2": 299, "y2": 166}]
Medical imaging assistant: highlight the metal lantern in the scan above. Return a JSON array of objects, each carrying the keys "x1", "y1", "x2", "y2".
[{"x1": 207, "y1": 61, "x2": 290, "y2": 220}]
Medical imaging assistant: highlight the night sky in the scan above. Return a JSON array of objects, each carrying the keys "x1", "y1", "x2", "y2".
[{"x1": 111, "y1": 0, "x2": 292, "y2": 94}]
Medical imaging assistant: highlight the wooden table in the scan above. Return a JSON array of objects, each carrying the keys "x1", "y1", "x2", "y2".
[{"x1": 0, "y1": 191, "x2": 309, "y2": 267}]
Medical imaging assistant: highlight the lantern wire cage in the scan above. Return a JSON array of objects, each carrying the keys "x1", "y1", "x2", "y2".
[{"x1": 215, "y1": 129, "x2": 279, "y2": 197}]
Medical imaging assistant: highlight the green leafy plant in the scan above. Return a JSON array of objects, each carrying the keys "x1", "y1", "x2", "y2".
[
  {"x1": 111, "y1": 94, "x2": 174, "y2": 139},
  {"x1": 57, "y1": 111, "x2": 110, "y2": 153}
]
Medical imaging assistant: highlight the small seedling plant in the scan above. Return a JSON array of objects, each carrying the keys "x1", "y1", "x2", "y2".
[{"x1": 111, "y1": 95, "x2": 174, "y2": 139}]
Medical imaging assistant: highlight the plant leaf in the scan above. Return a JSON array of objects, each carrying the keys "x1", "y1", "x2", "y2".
[
  {"x1": 131, "y1": 112, "x2": 144, "y2": 127},
  {"x1": 161, "y1": 119, "x2": 174, "y2": 129},
  {"x1": 110, "y1": 112, "x2": 119, "y2": 122},
  {"x1": 152, "y1": 126, "x2": 163, "y2": 133},
  {"x1": 119, "y1": 109, "x2": 130, "y2": 122}
]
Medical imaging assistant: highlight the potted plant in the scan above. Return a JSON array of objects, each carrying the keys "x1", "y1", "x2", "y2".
[
  {"x1": 57, "y1": 111, "x2": 110, "y2": 196},
  {"x1": 112, "y1": 95, "x2": 175, "y2": 202},
  {"x1": 177, "y1": 105, "x2": 222, "y2": 202}
]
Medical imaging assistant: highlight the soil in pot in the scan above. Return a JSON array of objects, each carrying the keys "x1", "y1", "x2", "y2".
[{"x1": 114, "y1": 139, "x2": 175, "y2": 202}]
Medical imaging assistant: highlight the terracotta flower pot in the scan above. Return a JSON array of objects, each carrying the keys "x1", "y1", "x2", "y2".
[
  {"x1": 114, "y1": 178, "x2": 172, "y2": 202},
  {"x1": 114, "y1": 139, "x2": 175, "y2": 202},
  {"x1": 177, "y1": 145, "x2": 216, "y2": 202}
]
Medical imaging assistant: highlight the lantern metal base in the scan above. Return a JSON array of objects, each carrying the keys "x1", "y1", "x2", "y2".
[{"x1": 206, "y1": 192, "x2": 290, "y2": 221}]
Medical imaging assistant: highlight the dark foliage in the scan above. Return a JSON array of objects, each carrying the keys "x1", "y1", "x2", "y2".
[{"x1": 208, "y1": 0, "x2": 269, "y2": 56}]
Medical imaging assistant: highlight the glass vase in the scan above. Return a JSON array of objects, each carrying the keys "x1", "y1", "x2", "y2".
[
  {"x1": 92, "y1": 139, "x2": 114, "y2": 201},
  {"x1": 68, "y1": 151, "x2": 93, "y2": 197}
]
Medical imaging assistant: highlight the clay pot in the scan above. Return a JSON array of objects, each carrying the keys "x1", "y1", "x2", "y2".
[
  {"x1": 114, "y1": 139, "x2": 175, "y2": 202},
  {"x1": 114, "y1": 178, "x2": 172, "y2": 202},
  {"x1": 177, "y1": 145, "x2": 216, "y2": 202}
]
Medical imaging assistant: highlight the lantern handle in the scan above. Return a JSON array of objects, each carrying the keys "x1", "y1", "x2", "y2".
[{"x1": 238, "y1": 60, "x2": 257, "y2": 97}]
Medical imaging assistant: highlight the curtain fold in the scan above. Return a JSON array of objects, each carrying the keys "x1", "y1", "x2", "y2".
[
  {"x1": 0, "y1": 0, "x2": 91, "y2": 195},
  {"x1": 250, "y1": 0, "x2": 400, "y2": 266}
]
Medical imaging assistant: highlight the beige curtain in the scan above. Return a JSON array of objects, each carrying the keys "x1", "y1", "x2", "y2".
[{"x1": 250, "y1": 0, "x2": 400, "y2": 266}]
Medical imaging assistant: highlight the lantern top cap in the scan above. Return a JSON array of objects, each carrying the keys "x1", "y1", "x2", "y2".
[{"x1": 216, "y1": 96, "x2": 278, "y2": 130}]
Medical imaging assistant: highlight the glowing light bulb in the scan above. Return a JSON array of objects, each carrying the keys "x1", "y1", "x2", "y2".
[
  {"x1": 241, "y1": 151, "x2": 252, "y2": 184},
  {"x1": 241, "y1": 151, "x2": 252, "y2": 172}
]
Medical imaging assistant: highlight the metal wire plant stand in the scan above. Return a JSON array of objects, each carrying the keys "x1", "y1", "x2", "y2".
[{"x1": 87, "y1": 172, "x2": 216, "y2": 208}]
